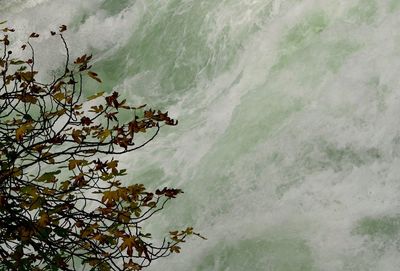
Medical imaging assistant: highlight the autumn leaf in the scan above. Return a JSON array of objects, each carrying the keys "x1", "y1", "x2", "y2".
[
  {"x1": 2, "y1": 27, "x2": 14, "y2": 32},
  {"x1": 29, "y1": 32, "x2": 39, "y2": 38},
  {"x1": 170, "y1": 245, "x2": 181, "y2": 253},
  {"x1": 41, "y1": 152, "x2": 55, "y2": 164},
  {"x1": 68, "y1": 159, "x2": 85, "y2": 170},
  {"x1": 37, "y1": 170, "x2": 61, "y2": 183},
  {"x1": 89, "y1": 105, "x2": 104, "y2": 113},
  {"x1": 144, "y1": 110, "x2": 154, "y2": 119},
  {"x1": 81, "y1": 116, "x2": 92, "y2": 126},
  {"x1": 16, "y1": 123, "x2": 33, "y2": 142},
  {"x1": 29, "y1": 196, "x2": 44, "y2": 210},
  {"x1": 106, "y1": 160, "x2": 118, "y2": 174},
  {"x1": 73, "y1": 174, "x2": 86, "y2": 188},
  {"x1": 16, "y1": 94, "x2": 38, "y2": 104},
  {"x1": 98, "y1": 129, "x2": 111, "y2": 142},
  {"x1": 123, "y1": 260, "x2": 142, "y2": 271},
  {"x1": 59, "y1": 25, "x2": 67, "y2": 32},
  {"x1": 37, "y1": 212, "x2": 50, "y2": 228},
  {"x1": 74, "y1": 54, "x2": 92, "y2": 64},
  {"x1": 18, "y1": 71, "x2": 38, "y2": 82},
  {"x1": 120, "y1": 236, "x2": 136, "y2": 256},
  {"x1": 88, "y1": 71, "x2": 102, "y2": 83},
  {"x1": 60, "y1": 181, "x2": 71, "y2": 191},
  {"x1": 53, "y1": 92, "x2": 65, "y2": 101},
  {"x1": 43, "y1": 188, "x2": 55, "y2": 195},
  {"x1": 102, "y1": 190, "x2": 119, "y2": 206},
  {"x1": 71, "y1": 129, "x2": 83, "y2": 144},
  {"x1": 87, "y1": 91, "x2": 104, "y2": 101},
  {"x1": 21, "y1": 185, "x2": 38, "y2": 198},
  {"x1": 11, "y1": 167, "x2": 22, "y2": 177}
]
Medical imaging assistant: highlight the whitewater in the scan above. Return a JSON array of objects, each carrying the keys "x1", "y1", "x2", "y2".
[{"x1": 2, "y1": 0, "x2": 400, "y2": 270}]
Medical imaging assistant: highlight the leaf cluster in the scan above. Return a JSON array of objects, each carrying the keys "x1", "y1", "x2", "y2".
[{"x1": 0, "y1": 24, "x2": 202, "y2": 271}]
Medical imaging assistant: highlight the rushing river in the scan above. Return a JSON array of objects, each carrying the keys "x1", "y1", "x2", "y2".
[{"x1": 2, "y1": 0, "x2": 400, "y2": 270}]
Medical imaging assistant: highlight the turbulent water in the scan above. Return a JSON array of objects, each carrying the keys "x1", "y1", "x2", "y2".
[{"x1": 3, "y1": 0, "x2": 400, "y2": 270}]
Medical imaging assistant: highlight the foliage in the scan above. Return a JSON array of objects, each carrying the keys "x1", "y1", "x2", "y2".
[{"x1": 0, "y1": 24, "x2": 203, "y2": 270}]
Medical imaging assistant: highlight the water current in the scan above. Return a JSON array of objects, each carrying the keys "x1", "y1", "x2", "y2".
[{"x1": 2, "y1": 0, "x2": 400, "y2": 270}]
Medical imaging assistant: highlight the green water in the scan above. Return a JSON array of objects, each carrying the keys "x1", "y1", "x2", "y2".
[{"x1": 3, "y1": 0, "x2": 400, "y2": 270}]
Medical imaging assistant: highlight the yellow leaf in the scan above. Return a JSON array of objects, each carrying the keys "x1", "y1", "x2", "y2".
[
  {"x1": 11, "y1": 167, "x2": 22, "y2": 177},
  {"x1": 15, "y1": 123, "x2": 32, "y2": 142},
  {"x1": 102, "y1": 190, "x2": 118, "y2": 205},
  {"x1": 60, "y1": 181, "x2": 71, "y2": 191},
  {"x1": 98, "y1": 129, "x2": 110, "y2": 142},
  {"x1": 87, "y1": 91, "x2": 104, "y2": 101},
  {"x1": 37, "y1": 212, "x2": 50, "y2": 228},
  {"x1": 15, "y1": 127, "x2": 24, "y2": 141},
  {"x1": 68, "y1": 159, "x2": 84, "y2": 170},
  {"x1": 106, "y1": 160, "x2": 118, "y2": 169},
  {"x1": 53, "y1": 92, "x2": 65, "y2": 101}
]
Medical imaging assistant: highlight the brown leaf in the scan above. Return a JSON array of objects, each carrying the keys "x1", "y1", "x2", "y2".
[
  {"x1": 68, "y1": 159, "x2": 85, "y2": 170},
  {"x1": 29, "y1": 32, "x2": 39, "y2": 38},
  {"x1": 89, "y1": 105, "x2": 104, "y2": 113},
  {"x1": 59, "y1": 25, "x2": 67, "y2": 32},
  {"x1": 87, "y1": 71, "x2": 102, "y2": 83},
  {"x1": 170, "y1": 245, "x2": 181, "y2": 253},
  {"x1": 16, "y1": 94, "x2": 37, "y2": 104},
  {"x1": 2, "y1": 28, "x2": 15, "y2": 32},
  {"x1": 71, "y1": 129, "x2": 84, "y2": 144},
  {"x1": 18, "y1": 71, "x2": 38, "y2": 82},
  {"x1": 120, "y1": 236, "x2": 136, "y2": 257}
]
